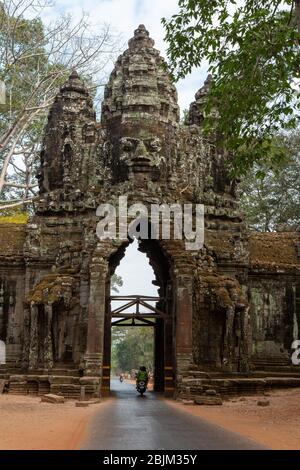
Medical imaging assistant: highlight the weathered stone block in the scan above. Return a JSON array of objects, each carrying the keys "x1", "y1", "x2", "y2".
[
  {"x1": 205, "y1": 389, "x2": 217, "y2": 396},
  {"x1": 0, "y1": 380, "x2": 6, "y2": 393},
  {"x1": 9, "y1": 375, "x2": 26, "y2": 382},
  {"x1": 41, "y1": 394, "x2": 65, "y2": 404},
  {"x1": 88, "y1": 398, "x2": 101, "y2": 404},
  {"x1": 79, "y1": 377, "x2": 101, "y2": 386},
  {"x1": 182, "y1": 399, "x2": 195, "y2": 405},
  {"x1": 194, "y1": 395, "x2": 223, "y2": 405},
  {"x1": 257, "y1": 399, "x2": 270, "y2": 407}
]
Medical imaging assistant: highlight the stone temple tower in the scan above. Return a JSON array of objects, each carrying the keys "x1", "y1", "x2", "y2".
[
  {"x1": 102, "y1": 24, "x2": 180, "y2": 183},
  {"x1": 0, "y1": 26, "x2": 298, "y2": 399},
  {"x1": 38, "y1": 70, "x2": 97, "y2": 193}
]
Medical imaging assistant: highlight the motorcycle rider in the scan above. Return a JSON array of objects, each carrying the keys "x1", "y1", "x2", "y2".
[{"x1": 136, "y1": 366, "x2": 148, "y2": 388}]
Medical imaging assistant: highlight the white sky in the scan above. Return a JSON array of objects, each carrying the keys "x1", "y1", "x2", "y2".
[
  {"x1": 112, "y1": 239, "x2": 158, "y2": 297},
  {"x1": 41, "y1": 0, "x2": 208, "y2": 112}
]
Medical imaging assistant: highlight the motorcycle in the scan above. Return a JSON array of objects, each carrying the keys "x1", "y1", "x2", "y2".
[{"x1": 136, "y1": 380, "x2": 147, "y2": 396}]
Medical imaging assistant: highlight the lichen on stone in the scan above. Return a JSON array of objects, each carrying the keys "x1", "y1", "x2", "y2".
[{"x1": 25, "y1": 274, "x2": 77, "y2": 306}]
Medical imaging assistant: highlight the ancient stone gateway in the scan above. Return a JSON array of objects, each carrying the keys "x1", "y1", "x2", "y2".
[{"x1": 0, "y1": 25, "x2": 299, "y2": 398}]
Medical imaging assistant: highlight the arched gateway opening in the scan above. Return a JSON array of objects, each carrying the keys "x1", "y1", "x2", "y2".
[{"x1": 102, "y1": 238, "x2": 175, "y2": 396}]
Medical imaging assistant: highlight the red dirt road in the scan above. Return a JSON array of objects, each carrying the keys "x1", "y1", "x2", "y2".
[
  {"x1": 170, "y1": 389, "x2": 300, "y2": 450},
  {"x1": 0, "y1": 394, "x2": 103, "y2": 450},
  {"x1": 0, "y1": 388, "x2": 299, "y2": 450}
]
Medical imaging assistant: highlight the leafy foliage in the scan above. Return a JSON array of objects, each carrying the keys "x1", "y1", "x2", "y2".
[
  {"x1": 111, "y1": 273, "x2": 123, "y2": 293},
  {"x1": 111, "y1": 327, "x2": 154, "y2": 375},
  {"x1": 162, "y1": 1, "x2": 300, "y2": 174},
  {"x1": 239, "y1": 131, "x2": 300, "y2": 231}
]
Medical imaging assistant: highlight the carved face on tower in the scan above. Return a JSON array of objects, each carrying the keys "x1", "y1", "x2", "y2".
[
  {"x1": 118, "y1": 136, "x2": 164, "y2": 182},
  {"x1": 37, "y1": 70, "x2": 96, "y2": 194},
  {"x1": 101, "y1": 25, "x2": 179, "y2": 183}
]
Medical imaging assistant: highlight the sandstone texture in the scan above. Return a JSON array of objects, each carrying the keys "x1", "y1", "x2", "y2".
[{"x1": 0, "y1": 25, "x2": 299, "y2": 399}]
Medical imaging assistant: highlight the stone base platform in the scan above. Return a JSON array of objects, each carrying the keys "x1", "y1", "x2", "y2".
[
  {"x1": 0, "y1": 372, "x2": 101, "y2": 399},
  {"x1": 2, "y1": 368, "x2": 300, "y2": 400},
  {"x1": 178, "y1": 371, "x2": 300, "y2": 400}
]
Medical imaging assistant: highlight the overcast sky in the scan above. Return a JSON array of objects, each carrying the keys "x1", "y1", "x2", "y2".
[{"x1": 112, "y1": 239, "x2": 158, "y2": 299}]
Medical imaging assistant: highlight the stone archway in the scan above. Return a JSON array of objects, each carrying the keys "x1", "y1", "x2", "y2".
[
  {"x1": 83, "y1": 234, "x2": 194, "y2": 398},
  {"x1": 101, "y1": 238, "x2": 175, "y2": 396}
]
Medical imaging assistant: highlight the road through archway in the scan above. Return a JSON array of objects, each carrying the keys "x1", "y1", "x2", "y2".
[{"x1": 81, "y1": 378, "x2": 266, "y2": 450}]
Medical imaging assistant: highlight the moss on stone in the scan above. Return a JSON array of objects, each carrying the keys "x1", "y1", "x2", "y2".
[
  {"x1": 26, "y1": 274, "x2": 77, "y2": 305},
  {"x1": 249, "y1": 232, "x2": 299, "y2": 269},
  {"x1": 0, "y1": 213, "x2": 28, "y2": 224},
  {"x1": 216, "y1": 287, "x2": 234, "y2": 308},
  {"x1": 201, "y1": 271, "x2": 247, "y2": 309},
  {"x1": 0, "y1": 223, "x2": 27, "y2": 256}
]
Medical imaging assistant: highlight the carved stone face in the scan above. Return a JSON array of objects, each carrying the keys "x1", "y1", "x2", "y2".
[{"x1": 119, "y1": 136, "x2": 163, "y2": 169}]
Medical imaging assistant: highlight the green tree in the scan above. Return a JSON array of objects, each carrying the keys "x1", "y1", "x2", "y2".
[
  {"x1": 162, "y1": 1, "x2": 300, "y2": 175},
  {"x1": 239, "y1": 131, "x2": 300, "y2": 231},
  {"x1": 111, "y1": 327, "x2": 154, "y2": 375},
  {"x1": 111, "y1": 274, "x2": 123, "y2": 293}
]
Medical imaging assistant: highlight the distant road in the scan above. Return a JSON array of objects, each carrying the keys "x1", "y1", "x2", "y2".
[{"x1": 80, "y1": 379, "x2": 266, "y2": 450}]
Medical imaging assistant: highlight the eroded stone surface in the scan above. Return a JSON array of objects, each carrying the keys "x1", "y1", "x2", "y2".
[
  {"x1": 0, "y1": 26, "x2": 299, "y2": 399},
  {"x1": 41, "y1": 394, "x2": 65, "y2": 404}
]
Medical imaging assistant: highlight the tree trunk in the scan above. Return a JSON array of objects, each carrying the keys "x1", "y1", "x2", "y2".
[{"x1": 295, "y1": 0, "x2": 300, "y2": 35}]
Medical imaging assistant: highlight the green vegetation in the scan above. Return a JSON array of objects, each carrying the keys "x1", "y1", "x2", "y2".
[
  {"x1": 0, "y1": 212, "x2": 28, "y2": 223},
  {"x1": 111, "y1": 327, "x2": 154, "y2": 375},
  {"x1": 162, "y1": 1, "x2": 300, "y2": 175},
  {"x1": 111, "y1": 274, "x2": 123, "y2": 293},
  {"x1": 240, "y1": 131, "x2": 300, "y2": 231}
]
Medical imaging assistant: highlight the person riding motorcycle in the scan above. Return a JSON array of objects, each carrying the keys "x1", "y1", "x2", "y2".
[{"x1": 136, "y1": 366, "x2": 148, "y2": 388}]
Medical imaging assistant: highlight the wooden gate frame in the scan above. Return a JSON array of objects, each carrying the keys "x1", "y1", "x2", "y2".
[{"x1": 110, "y1": 295, "x2": 166, "y2": 326}]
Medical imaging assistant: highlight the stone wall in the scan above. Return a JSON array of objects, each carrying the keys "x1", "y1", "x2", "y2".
[
  {"x1": 248, "y1": 232, "x2": 300, "y2": 370},
  {"x1": 0, "y1": 25, "x2": 299, "y2": 398}
]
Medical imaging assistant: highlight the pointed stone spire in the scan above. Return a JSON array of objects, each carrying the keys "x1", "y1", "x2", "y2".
[
  {"x1": 186, "y1": 74, "x2": 213, "y2": 126},
  {"x1": 61, "y1": 68, "x2": 87, "y2": 94},
  {"x1": 69, "y1": 68, "x2": 80, "y2": 80},
  {"x1": 38, "y1": 68, "x2": 96, "y2": 194},
  {"x1": 128, "y1": 24, "x2": 155, "y2": 50},
  {"x1": 102, "y1": 25, "x2": 179, "y2": 131},
  {"x1": 195, "y1": 74, "x2": 213, "y2": 101},
  {"x1": 101, "y1": 25, "x2": 179, "y2": 183}
]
